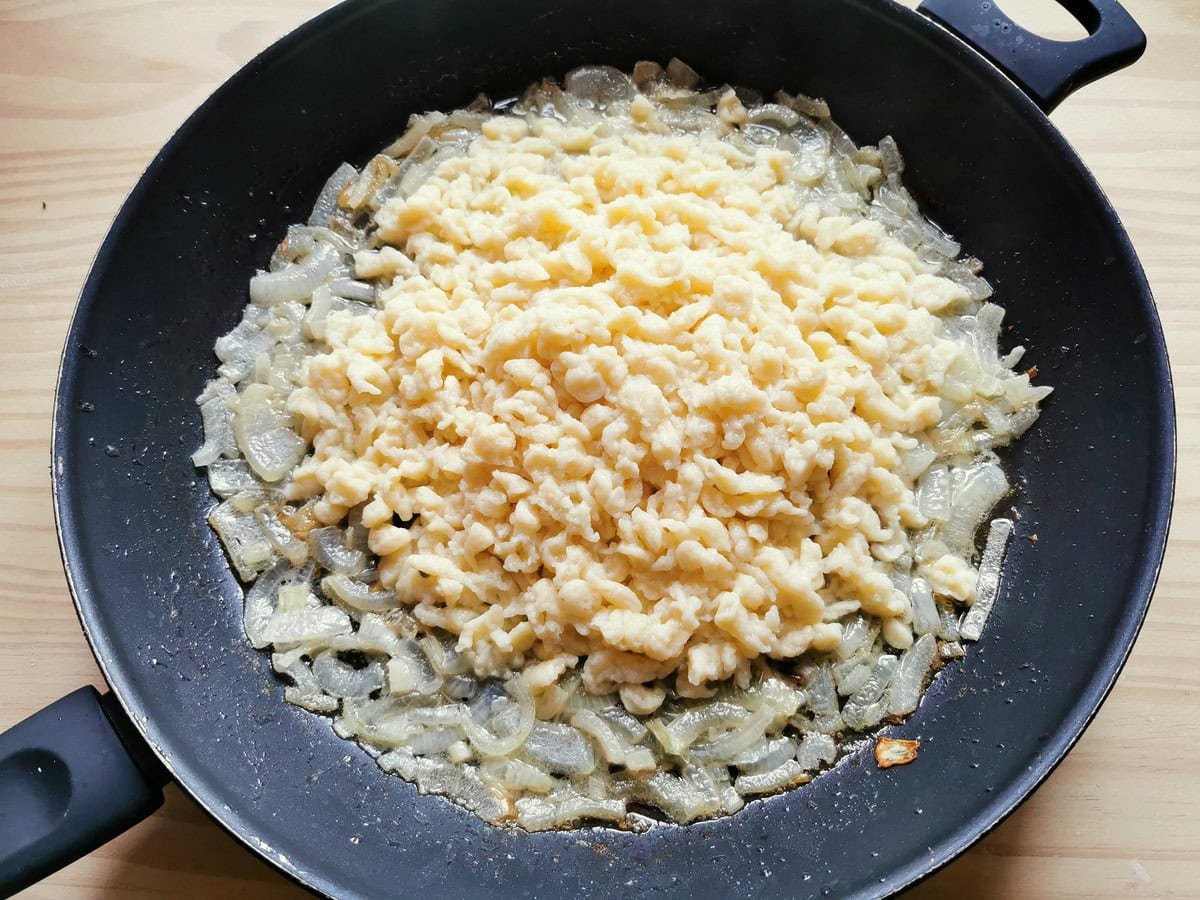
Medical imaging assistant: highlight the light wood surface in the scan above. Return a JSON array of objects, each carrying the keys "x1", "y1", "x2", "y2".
[{"x1": 1, "y1": 1, "x2": 1195, "y2": 896}]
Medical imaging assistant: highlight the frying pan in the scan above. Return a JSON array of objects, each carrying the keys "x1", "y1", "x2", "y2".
[{"x1": 0, "y1": 0, "x2": 1174, "y2": 896}]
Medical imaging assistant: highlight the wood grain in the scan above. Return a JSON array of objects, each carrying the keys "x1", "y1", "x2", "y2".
[{"x1": 1, "y1": 1, "x2": 1195, "y2": 896}]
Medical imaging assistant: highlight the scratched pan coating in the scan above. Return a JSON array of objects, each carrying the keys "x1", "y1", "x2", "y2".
[{"x1": 52, "y1": 0, "x2": 1174, "y2": 896}]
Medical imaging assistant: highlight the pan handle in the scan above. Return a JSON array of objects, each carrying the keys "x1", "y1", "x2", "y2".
[
  {"x1": 917, "y1": 0, "x2": 1146, "y2": 112},
  {"x1": 0, "y1": 687, "x2": 168, "y2": 896}
]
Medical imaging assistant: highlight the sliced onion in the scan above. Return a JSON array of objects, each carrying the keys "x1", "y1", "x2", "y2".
[
  {"x1": 972, "y1": 303, "x2": 1005, "y2": 370},
  {"x1": 516, "y1": 792, "x2": 625, "y2": 829},
  {"x1": 568, "y1": 709, "x2": 631, "y2": 766},
  {"x1": 260, "y1": 606, "x2": 353, "y2": 648},
  {"x1": 522, "y1": 723, "x2": 596, "y2": 776},
  {"x1": 834, "y1": 661, "x2": 872, "y2": 697},
  {"x1": 304, "y1": 285, "x2": 333, "y2": 340},
  {"x1": 502, "y1": 759, "x2": 554, "y2": 793},
  {"x1": 214, "y1": 320, "x2": 275, "y2": 383},
  {"x1": 463, "y1": 677, "x2": 534, "y2": 758},
  {"x1": 274, "y1": 649, "x2": 339, "y2": 713},
  {"x1": 563, "y1": 65, "x2": 636, "y2": 105},
  {"x1": 407, "y1": 727, "x2": 466, "y2": 756},
  {"x1": 328, "y1": 278, "x2": 376, "y2": 303},
  {"x1": 193, "y1": 392, "x2": 238, "y2": 466},
  {"x1": 386, "y1": 638, "x2": 443, "y2": 695},
  {"x1": 233, "y1": 384, "x2": 306, "y2": 483},
  {"x1": 383, "y1": 112, "x2": 448, "y2": 159},
  {"x1": 312, "y1": 650, "x2": 384, "y2": 698},
  {"x1": 243, "y1": 562, "x2": 289, "y2": 648},
  {"x1": 597, "y1": 704, "x2": 649, "y2": 742},
  {"x1": 841, "y1": 655, "x2": 898, "y2": 730},
  {"x1": 886, "y1": 633, "x2": 937, "y2": 716},
  {"x1": 936, "y1": 599, "x2": 962, "y2": 641},
  {"x1": 795, "y1": 732, "x2": 837, "y2": 771},
  {"x1": 626, "y1": 770, "x2": 714, "y2": 822},
  {"x1": 942, "y1": 462, "x2": 1008, "y2": 551},
  {"x1": 733, "y1": 736, "x2": 796, "y2": 775},
  {"x1": 288, "y1": 224, "x2": 359, "y2": 258},
  {"x1": 776, "y1": 89, "x2": 830, "y2": 120},
  {"x1": 909, "y1": 576, "x2": 940, "y2": 636},
  {"x1": 397, "y1": 756, "x2": 508, "y2": 822},
  {"x1": 324, "y1": 576, "x2": 401, "y2": 618},
  {"x1": 308, "y1": 528, "x2": 366, "y2": 575},
  {"x1": 835, "y1": 615, "x2": 876, "y2": 660},
  {"x1": 308, "y1": 162, "x2": 358, "y2": 227},
  {"x1": 795, "y1": 664, "x2": 844, "y2": 734},
  {"x1": 735, "y1": 759, "x2": 808, "y2": 796},
  {"x1": 206, "y1": 458, "x2": 259, "y2": 498},
  {"x1": 249, "y1": 242, "x2": 340, "y2": 307},
  {"x1": 960, "y1": 517, "x2": 1014, "y2": 641},
  {"x1": 687, "y1": 704, "x2": 774, "y2": 763},
  {"x1": 209, "y1": 497, "x2": 275, "y2": 581},
  {"x1": 254, "y1": 505, "x2": 308, "y2": 566},
  {"x1": 746, "y1": 103, "x2": 801, "y2": 129},
  {"x1": 330, "y1": 612, "x2": 404, "y2": 658}
]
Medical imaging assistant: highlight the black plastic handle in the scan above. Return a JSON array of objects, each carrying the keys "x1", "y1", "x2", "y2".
[
  {"x1": 0, "y1": 687, "x2": 169, "y2": 896},
  {"x1": 918, "y1": 0, "x2": 1146, "y2": 112}
]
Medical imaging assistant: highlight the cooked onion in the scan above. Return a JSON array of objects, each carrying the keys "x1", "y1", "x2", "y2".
[
  {"x1": 233, "y1": 384, "x2": 305, "y2": 482},
  {"x1": 195, "y1": 62, "x2": 1048, "y2": 831},
  {"x1": 249, "y1": 242, "x2": 340, "y2": 307}
]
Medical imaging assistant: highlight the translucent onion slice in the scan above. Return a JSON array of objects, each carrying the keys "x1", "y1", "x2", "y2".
[
  {"x1": 689, "y1": 704, "x2": 775, "y2": 764},
  {"x1": 502, "y1": 759, "x2": 555, "y2": 794},
  {"x1": 569, "y1": 708, "x2": 633, "y2": 766},
  {"x1": 406, "y1": 727, "x2": 464, "y2": 756},
  {"x1": 233, "y1": 384, "x2": 306, "y2": 482},
  {"x1": 380, "y1": 754, "x2": 508, "y2": 822},
  {"x1": 273, "y1": 648, "x2": 339, "y2": 714},
  {"x1": 250, "y1": 241, "x2": 340, "y2": 306},
  {"x1": 309, "y1": 528, "x2": 366, "y2": 575},
  {"x1": 886, "y1": 633, "x2": 937, "y2": 716},
  {"x1": 916, "y1": 465, "x2": 952, "y2": 522},
  {"x1": 209, "y1": 497, "x2": 275, "y2": 581},
  {"x1": 312, "y1": 651, "x2": 384, "y2": 698},
  {"x1": 516, "y1": 792, "x2": 625, "y2": 830},
  {"x1": 796, "y1": 664, "x2": 844, "y2": 734},
  {"x1": 563, "y1": 65, "x2": 636, "y2": 105},
  {"x1": 841, "y1": 655, "x2": 899, "y2": 730},
  {"x1": 746, "y1": 103, "x2": 801, "y2": 129},
  {"x1": 960, "y1": 518, "x2": 1014, "y2": 641},
  {"x1": 260, "y1": 606, "x2": 353, "y2": 648},
  {"x1": 795, "y1": 732, "x2": 837, "y2": 771},
  {"x1": 734, "y1": 760, "x2": 808, "y2": 796},
  {"x1": 652, "y1": 701, "x2": 748, "y2": 756},
  {"x1": 733, "y1": 736, "x2": 797, "y2": 776},
  {"x1": 214, "y1": 320, "x2": 274, "y2": 383},
  {"x1": 206, "y1": 458, "x2": 260, "y2": 498},
  {"x1": 308, "y1": 162, "x2": 358, "y2": 227},
  {"x1": 942, "y1": 463, "x2": 1008, "y2": 551},
  {"x1": 322, "y1": 573, "x2": 398, "y2": 613},
  {"x1": 193, "y1": 390, "x2": 238, "y2": 466},
  {"x1": 522, "y1": 723, "x2": 596, "y2": 776},
  {"x1": 463, "y1": 677, "x2": 535, "y2": 758},
  {"x1": 243, "y1": 562, "x2": 289, "y2": 648},
  {"x1": 386, "y1": 639, "x2": 443, "y2": 696},
  {"x1": 254, "y1": 505, "x2": 308, "y2": 566}
]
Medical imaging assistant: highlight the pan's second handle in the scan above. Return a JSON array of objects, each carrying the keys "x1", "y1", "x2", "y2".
[
  {"x1": 918, "y1": 0, "x2": 1146, "y2": 112},
  {"x1": 0, "y1": 687, "x2": 168, "y2": 896}
]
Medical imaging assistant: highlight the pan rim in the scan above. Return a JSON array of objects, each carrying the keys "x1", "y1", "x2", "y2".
[{"x1": 49, "y1": 0, "x2": 1177, "y2": 897}]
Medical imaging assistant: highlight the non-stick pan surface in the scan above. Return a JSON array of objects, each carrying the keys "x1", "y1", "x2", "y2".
[{"x1": 32, "y1": 0, "x2": 1175, "y2": 897}]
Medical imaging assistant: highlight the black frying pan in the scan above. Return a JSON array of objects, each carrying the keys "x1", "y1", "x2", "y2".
[{"x1": 0, "y1": 0, "x2": 1174, "y2": 896}]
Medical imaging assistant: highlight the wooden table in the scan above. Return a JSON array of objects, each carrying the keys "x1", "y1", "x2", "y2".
[{"x1": 1, "y1": 1, "x2": 1195, "y2": 896}]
